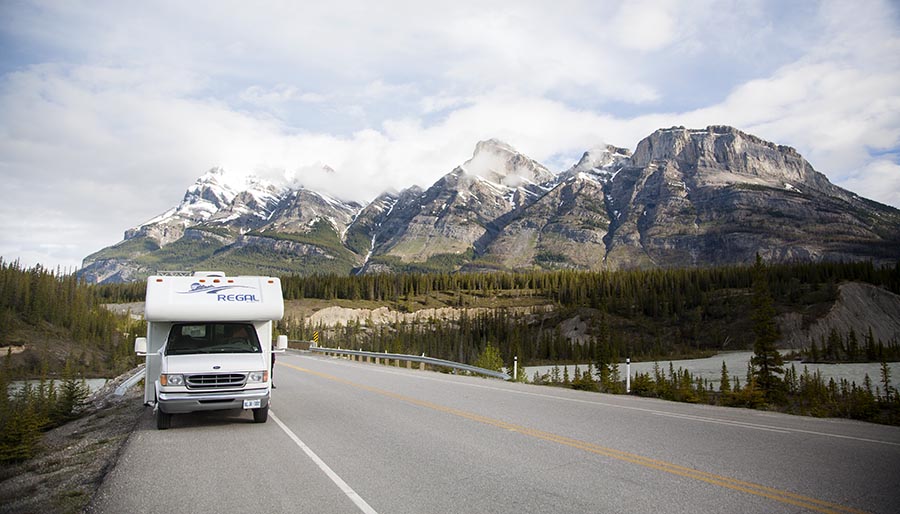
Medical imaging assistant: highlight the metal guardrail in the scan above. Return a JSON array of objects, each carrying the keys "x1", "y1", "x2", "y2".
[
  {"x1": 118, "y1": 346, "x2": 508, "y2": 391},
  {"x1": 115, "y1": 367, "x2": 147, "y2": 396},
  {"x1": 308, "y1": 346, "x2": 509, "y2": 380}
]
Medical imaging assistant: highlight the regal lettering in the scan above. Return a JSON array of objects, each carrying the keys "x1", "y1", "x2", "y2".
[{"x1": 216, "y1": 294, "x2": 259, "y2": 302}]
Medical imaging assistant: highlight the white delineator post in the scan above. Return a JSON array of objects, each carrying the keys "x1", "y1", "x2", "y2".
[
  {"x1": 513, "y1": 356, "x2": 518, "y2": 382},
  {"x1": 626, "y1": 358, "x2": 631, "y2": 393}
]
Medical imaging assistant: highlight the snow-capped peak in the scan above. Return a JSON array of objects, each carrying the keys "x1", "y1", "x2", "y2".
[
  {"x1": 570, "y1": 144, "x2": 631, "y2": 174},
  {"x1": 461, "y1": 139, "x2": 555, "y2": 186},
  {"x1": 177, "y1": 171, "x2": 235, "y2": 216},
  {"x1": 559, "y1": 144, "x2": 631, "y2": 185}
]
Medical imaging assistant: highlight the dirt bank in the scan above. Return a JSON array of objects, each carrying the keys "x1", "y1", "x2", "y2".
[
  {"x1": 779, "y1": 282, "x2": 900, "y2": 348},
  {"x1": 0, "y1": 367, "x2": 146, "y2": 514},
  {"x1": 303, "y1": 304, "x2": 551, "y2": 327}
]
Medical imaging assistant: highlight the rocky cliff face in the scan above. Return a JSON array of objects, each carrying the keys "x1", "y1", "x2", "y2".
[
  {"x1": 79, "y1": 126, "x2": 900, "y2": 283},
  {"x1": 353, "y1": 140, "x2": 556, "y2": 271},
  {"x1": 779, "y1": 282, "x2": 900, "y2": 349},
  {"x1": 265, "y1": 189, "x2": 361, "y2": 236},
  {"x1": 604, "y1": 126, "x2": 899, "y2": 268}
]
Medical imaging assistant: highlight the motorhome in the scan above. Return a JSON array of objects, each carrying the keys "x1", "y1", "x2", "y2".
[{"x1": 135, "y1": 272, "x2": 287, "y2": 429}]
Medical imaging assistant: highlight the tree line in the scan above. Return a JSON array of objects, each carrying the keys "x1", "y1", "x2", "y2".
[
  {"x1": 0, "y1": 259, "x2": 143, "y2": 462},
  {"x1": 95, "y1": 260, "x2": 900, "y2": 308},
  {"x1": 96, "y1": 260, "x2": 900, "y2": 368},
  {"x1": 0, "y1": 258, "x2": 144, "y2": 377},
  {"x1": 801, "y1": 327, "x2": 900, "y2": 363},
  {"x1": 527, "y1": 358, "x2": 900, "y2": 425}
]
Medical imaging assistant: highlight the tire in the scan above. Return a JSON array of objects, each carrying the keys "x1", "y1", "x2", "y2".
[
  {"x1": 253, "y1": 405, "x2": 268, "y2": 423},
  {"x1": 157, "y1": 409, "x2": 172, "y2": 430}
]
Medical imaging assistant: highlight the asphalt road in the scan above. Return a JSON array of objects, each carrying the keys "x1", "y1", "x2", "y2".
[{"x1": 90, "y1": 350, "x2": 900, "y2": 513}]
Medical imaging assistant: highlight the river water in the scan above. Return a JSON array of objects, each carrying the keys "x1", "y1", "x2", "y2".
[
  {"x1": 525, "y1": 352, "x2": 900, "y2": 389},
  {"x1": 8, "y1": 378, "x2": 109, "y2": 395}
]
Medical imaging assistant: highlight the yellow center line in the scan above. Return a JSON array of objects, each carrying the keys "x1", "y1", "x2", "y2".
[{"x1": 279, "y1": 362, "x2": 868, "y2": 514}]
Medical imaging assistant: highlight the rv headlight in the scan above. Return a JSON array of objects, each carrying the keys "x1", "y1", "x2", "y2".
[
  {"x1": 248, "y1": 370, "x2": 268, "y2": 383},
  {"x1": 160, "y1": 374, "x2": 184, "y2": 387}
]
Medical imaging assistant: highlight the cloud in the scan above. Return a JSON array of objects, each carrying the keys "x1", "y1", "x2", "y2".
[
  {"x1": 611, "y1": 0, "x2": 679, "y2": 52},
  {"x1": 0, "y1": 0, "x2": 898, "y2": 272},
  {"x1": 240, "y1": 84, "x2": 327, "y2": 106},
  {"x1": 839, "y1": 159, "x2": 900, "y2": 208}
]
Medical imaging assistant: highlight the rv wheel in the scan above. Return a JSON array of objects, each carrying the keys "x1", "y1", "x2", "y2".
[
  {"x1": 253, "y1": 405, "x2": 268, "y2": 423},
  {"x1": 157, "y1": 410, "x2": 172, "y2": 430}
]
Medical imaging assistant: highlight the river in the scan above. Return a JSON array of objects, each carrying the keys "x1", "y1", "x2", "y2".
[
  {"x1": 8, "y1": 378, "x2": 110, "y2": 395},
  {"x1": 525, "y1": 352, "x2": 900, "y2": 389}
]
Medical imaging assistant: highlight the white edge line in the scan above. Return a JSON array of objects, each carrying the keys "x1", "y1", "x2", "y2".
[{"x1": 271, "y1": 411, "x2": 379, "y2": 514}]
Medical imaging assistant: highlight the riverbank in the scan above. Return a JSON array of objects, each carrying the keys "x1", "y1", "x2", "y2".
[
  {"x1": 526, "y1": 351, "x2": 900, "y2": 389},
  {"x1": 0, "y1": 368, "x2": 145, "y2": 514}
]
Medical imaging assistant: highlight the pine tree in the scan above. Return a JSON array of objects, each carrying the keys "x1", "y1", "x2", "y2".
[
  {"x1": 880, "y1": 360, "x2": 893, "y2": 402},
  {"x1": 719, "y1": 361, "x2": 731, "y2": 394},
  {"x1": 550, "y1": 364, "x2": 561, "y2": 384},
  {"x1": 609, "y1": 361, "x2": 622, "y2": 394},
  {"x1": 865, "y1": 327, "x2": 877, "y2": 361},
  {"x1": 808, "y1": 339, "x2": 820, "y2": 362},
  {"x1": 53, "y1": 359, "x2": 90, "y2": 423},
  {"x1": 750, "y1": 256, "x2": 784, "y2": 402},
  {"x1": 847, "y1": 329, "x2": 859, "y2": 361},
  {"x1": 0, "y1": 384, "x2": 44, "y2": 462}
]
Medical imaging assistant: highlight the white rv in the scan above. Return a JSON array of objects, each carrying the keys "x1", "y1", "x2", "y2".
[{"x1": 135, "y1": 272, "x2": 287, "y2": 429}]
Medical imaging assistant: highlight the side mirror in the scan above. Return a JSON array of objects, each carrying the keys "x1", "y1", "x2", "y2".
[
  {"x1": 135, "y1": 337, "x2": 148, "y2": 355},
  {"x1": 276, "y1": 335, "x2": 288, "y2": 350}
]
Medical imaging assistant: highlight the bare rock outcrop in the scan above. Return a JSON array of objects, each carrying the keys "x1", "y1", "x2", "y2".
[{"x1": 779, "y1": 282, "x2": 900, "y2": 348}]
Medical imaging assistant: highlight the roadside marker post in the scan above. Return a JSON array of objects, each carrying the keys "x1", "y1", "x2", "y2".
[{"x1": 626, "y1": 358, "x2": 631, "y2": 393}]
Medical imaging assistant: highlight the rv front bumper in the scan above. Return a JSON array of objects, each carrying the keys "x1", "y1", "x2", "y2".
[{"x1": 157, "y1": 389, "x2": 269, "y2": 413}]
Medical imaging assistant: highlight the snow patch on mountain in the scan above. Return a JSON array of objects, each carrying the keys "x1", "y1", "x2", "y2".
[
  {"x1": 462, "y1": 139, "x2": 555, "y2": 186},
  {"x1": 562, "y1": 144, "x2": 631, "y2": 184}
]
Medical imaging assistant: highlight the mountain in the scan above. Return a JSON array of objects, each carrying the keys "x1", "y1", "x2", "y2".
[
  {"x1": 351, "y1": 140, "x2": 556, "y2": 273},
  {"x1": 603, "y1": 126, "x2": 899, "y2": 267},
  {"x1": 80, "y1": 170, "x2": 363, "y2": 283},
  {"x1": 79, "y1": 126, "x2": 900, "y2": 283},
  {"x1": 475, "y1": 144, "x2": 632, "y2": 270}
]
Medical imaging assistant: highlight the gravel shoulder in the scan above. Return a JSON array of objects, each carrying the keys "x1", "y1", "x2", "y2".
[{"x1": 0, "y1": 368, "x2": 146, "y2": 514}]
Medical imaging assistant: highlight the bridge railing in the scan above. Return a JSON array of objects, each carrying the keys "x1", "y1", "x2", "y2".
[{"x1": 307, "y1": 346, "x2": 509, "y2": 380}]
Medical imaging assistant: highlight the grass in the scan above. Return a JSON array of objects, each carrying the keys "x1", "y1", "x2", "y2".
[{"x1": 54, "y1": 488, "x2": 90, "y2": 514}]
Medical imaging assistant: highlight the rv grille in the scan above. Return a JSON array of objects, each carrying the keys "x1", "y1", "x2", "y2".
[{"x1": 185, "y1": 373, "x2": 247, "y2": 389}]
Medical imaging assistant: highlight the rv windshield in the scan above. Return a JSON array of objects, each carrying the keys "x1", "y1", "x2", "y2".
[{"x1": 165, "y1": 323, "x2": 262, "y2": 355}]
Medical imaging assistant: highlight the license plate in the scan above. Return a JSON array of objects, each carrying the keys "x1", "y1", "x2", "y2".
[{"x1": 243, "y1": 399, "x2": 261, "y2": 409}]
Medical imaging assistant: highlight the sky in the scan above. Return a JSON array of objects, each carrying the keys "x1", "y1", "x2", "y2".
[{"x1": 1, "y1": 0, "x2": 899, "y2": 271}]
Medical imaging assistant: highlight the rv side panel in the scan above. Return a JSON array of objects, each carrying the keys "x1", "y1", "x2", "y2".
[{"x1": 144, "y1": 275, "x2": 284, "y2": 322}]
